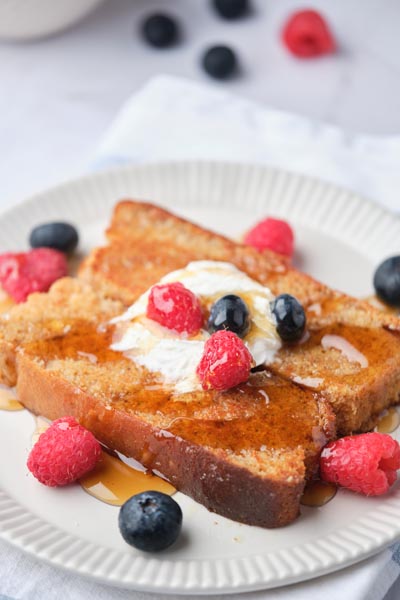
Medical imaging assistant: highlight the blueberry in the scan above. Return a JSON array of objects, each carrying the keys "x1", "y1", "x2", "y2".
[
  {"x1": 208, "y1": 294, "x2": 250, "y2": 338},
  {"x1": 271, "y1": 294, "x2": 306, "y2": 342},
  {"x1": 213, "y1": 0, "x2": 249, "y2": 19},
  {"x1": 373, "y1": 256, "x2": 400, "y2": 307},
  {"x1": 142, "y1": 14, "x2": 178, "y2": 48},
  {"x1": 202, "y1": 45, "x2": 237, "y2": 79},
  {"x1": 29, "y1": 222, "x2": 78, "y2": 254},
  {"x1": 118, "y1": 491, "x2": 182, "y2": 552}
]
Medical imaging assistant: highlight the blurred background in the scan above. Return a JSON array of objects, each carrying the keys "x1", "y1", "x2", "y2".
[{"x1": 0, "y1": 0, "x2": 399, "y2": 205}]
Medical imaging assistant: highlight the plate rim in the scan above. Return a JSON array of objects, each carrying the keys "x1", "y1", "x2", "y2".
[
  {"x1": 1, "y1": 159, "x2": 400, "y2": 595},
  {"x1": 0, "y1": 157, "x2": 393, "y2": 215}
]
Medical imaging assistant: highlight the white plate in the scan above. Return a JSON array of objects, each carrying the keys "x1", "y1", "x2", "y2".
[{"x1": 1, "y1": 161, "x2": 400, "y2": 595}]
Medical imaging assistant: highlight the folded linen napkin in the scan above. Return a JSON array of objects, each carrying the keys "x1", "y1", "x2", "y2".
[
  {"x1": 94, "y1": 75, "x2": 400, "y2": 213},
  {"x1": 1, "y1": 75, "x2": 400, "y2": 600}
]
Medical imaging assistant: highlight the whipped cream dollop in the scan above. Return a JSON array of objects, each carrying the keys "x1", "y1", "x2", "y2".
[{"x1": 111, "y1": 261, "x2": 281, "y2": 393}]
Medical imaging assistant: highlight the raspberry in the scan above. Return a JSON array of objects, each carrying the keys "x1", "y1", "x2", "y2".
[
  {"x1": 320, "y1": 433, "x2": 400, "y2": 496},
  {"x1": 244, "y1": 217, "x2": 294, "y2": 257},
  {"x1": 147, "y1": 282, "x2": 203, "y2": 335},
  {"x1": 0, "y1": 248, "x2": 68, "y2": 303},
  {"x1": 282, "y1": 10, "x2": 336, "y2": 58},
  {"x1": 197, "y1": 330, "x2": 252, "y2": 391},
  {"x1": 27, "y1": 416, "x2": 101, "y2": 487}
]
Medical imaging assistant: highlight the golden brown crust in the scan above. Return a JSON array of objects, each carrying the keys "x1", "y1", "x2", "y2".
[
  {"x1": 16, "y1": 352, "x2": 326, "y2": 528},
  {"x1": 81, "y1": 200, "x2": 400, "y2": 328}
]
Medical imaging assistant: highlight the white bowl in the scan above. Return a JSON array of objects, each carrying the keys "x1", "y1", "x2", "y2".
[{"x1": 0, "y1": 0, "x2": 104, "y2": 41}]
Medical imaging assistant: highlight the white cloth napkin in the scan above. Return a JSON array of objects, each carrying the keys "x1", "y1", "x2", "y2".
[
  {"x1": 94, "y1": 75, "x2": 400, "y2": 213},
  {"x1": 2, "y1": 75, "x2": 400, "y2": 600}
]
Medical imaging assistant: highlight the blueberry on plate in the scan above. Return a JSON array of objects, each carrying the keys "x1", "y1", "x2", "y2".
[
  {"x1": 118, "y1": 491, "x2": 182, "y2": 552},
  {"x1": 212, "y1": 0, "x2": 249, "y2": 20},
  {"x1": 202, "y1": 45, "x2": 237, "y2": 79},
  {"x1": 29, "y1": 222, "x2": 79, "y2": 254},
  {"x1": 271, "y1": 294, "x2": 306, "y2": 342},
  {"x1": 373, "y1": 256, "x2": 400, "y2": 307},
  {"x1": 208, "y1": 294, "x2": 250, "y2": 337},
  {"x1": 141, "y1": 13, "x2": 179, "y2": 48}
]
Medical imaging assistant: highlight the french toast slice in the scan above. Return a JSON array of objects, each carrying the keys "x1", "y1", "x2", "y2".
[
  {"x1": 79, "y1": 201, "x2": 400, "y2": 435},
  {"x1": 0, "y1": 278, "x2": 123, "y2": 387},
  {"x1": 0, "y1": 269, "x2": 335, "y2": 527},
  {"x1": 13, "y1": 308, "x2": 334, "y2": 528}
]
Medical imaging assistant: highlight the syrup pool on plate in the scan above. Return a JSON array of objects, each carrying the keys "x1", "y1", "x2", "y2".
[
  {"x1": 79, "y1": 450, "x2": 175, "y2": 506},
  {"x1": 0, "y1": 385, "x2": 24, "y2": 411},
  {"x1": 32, "y1": 416, "x2": 50, "y2": 444},
  {"x1": 376, "y1": 407, "x2": 400, "y2": 434},
  {"x1": 301, "y1": 480, "x2": 337, "y2": 507}
]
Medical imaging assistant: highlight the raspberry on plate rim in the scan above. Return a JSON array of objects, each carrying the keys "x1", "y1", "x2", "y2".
[
  {"x1": 244, "y1": 217, "x2": 294, "y2": 258},
  {"x1": 27, "y1": 416, "x2": 101, "y2": 487},
  {"x1": 320, "y1": 432, "x2": 400, "y2": 496},
  {"x1": 0, "y1": 248, "x2": 68, "y2": 303}
]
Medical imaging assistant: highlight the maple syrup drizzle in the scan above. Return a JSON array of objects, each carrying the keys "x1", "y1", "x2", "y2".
[
  {"x1": 0, "y1": 386, "x2": 24, "y2": 411},
  {"x1": 301, "y1": 480, "x2": 337, "y2": 507},
  {"x1": 22, "y1": 324, "x2": 332, "y2": 457},
  {"x1": 376, "y1": 407, "x2": 400, "y2": 434},
  {"x1": 79, "y1": 450, "x2": 175, "y2": 506},
  {"x1": 0, "y1": 288, "x2": 15, "y2": 313},
  {"x1": 363, "y1": 295, "x2": 399, "y2": 315},
  {"x1": 321, "y1": 334, "x2": 368, "y2": 368},
  {"x1": 32, "y1": 416, "x2": 50, "y2": 444}
]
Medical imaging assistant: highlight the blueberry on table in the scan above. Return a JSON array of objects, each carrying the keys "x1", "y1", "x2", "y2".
[
  {"x1": 213, "y1": 0, "x2": 249, "y2": 20},
  {"x1": 208, "y1": 294, "x2": 250, "y2": 337},
  {"x1": 29, "y1": 222, "x2": 78, "y2": 254},
  {"x1": 271, "y1": 294, "x2": 306, "y2": 342},
  {"x1": 118, "y1": 491, "x2": 182, "y2": 552},
  {"x1": 202, "y1": 45, "x2": 237, "y2": 79},
  {"x1": 373, "y1": 256, "x2": 400, "y2": 307},
  {"x1": 142, "y1": 14, "x2": 179, "y2": 48}
]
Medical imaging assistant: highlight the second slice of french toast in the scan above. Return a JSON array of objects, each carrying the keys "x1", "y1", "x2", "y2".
[{"x1": 78, "y1": 200, "x2": 400, "y2": 435}]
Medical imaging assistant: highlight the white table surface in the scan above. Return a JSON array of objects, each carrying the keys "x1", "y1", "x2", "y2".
[{"x1": 0, "y1": 0, "x2": 399, "y2": 208}]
